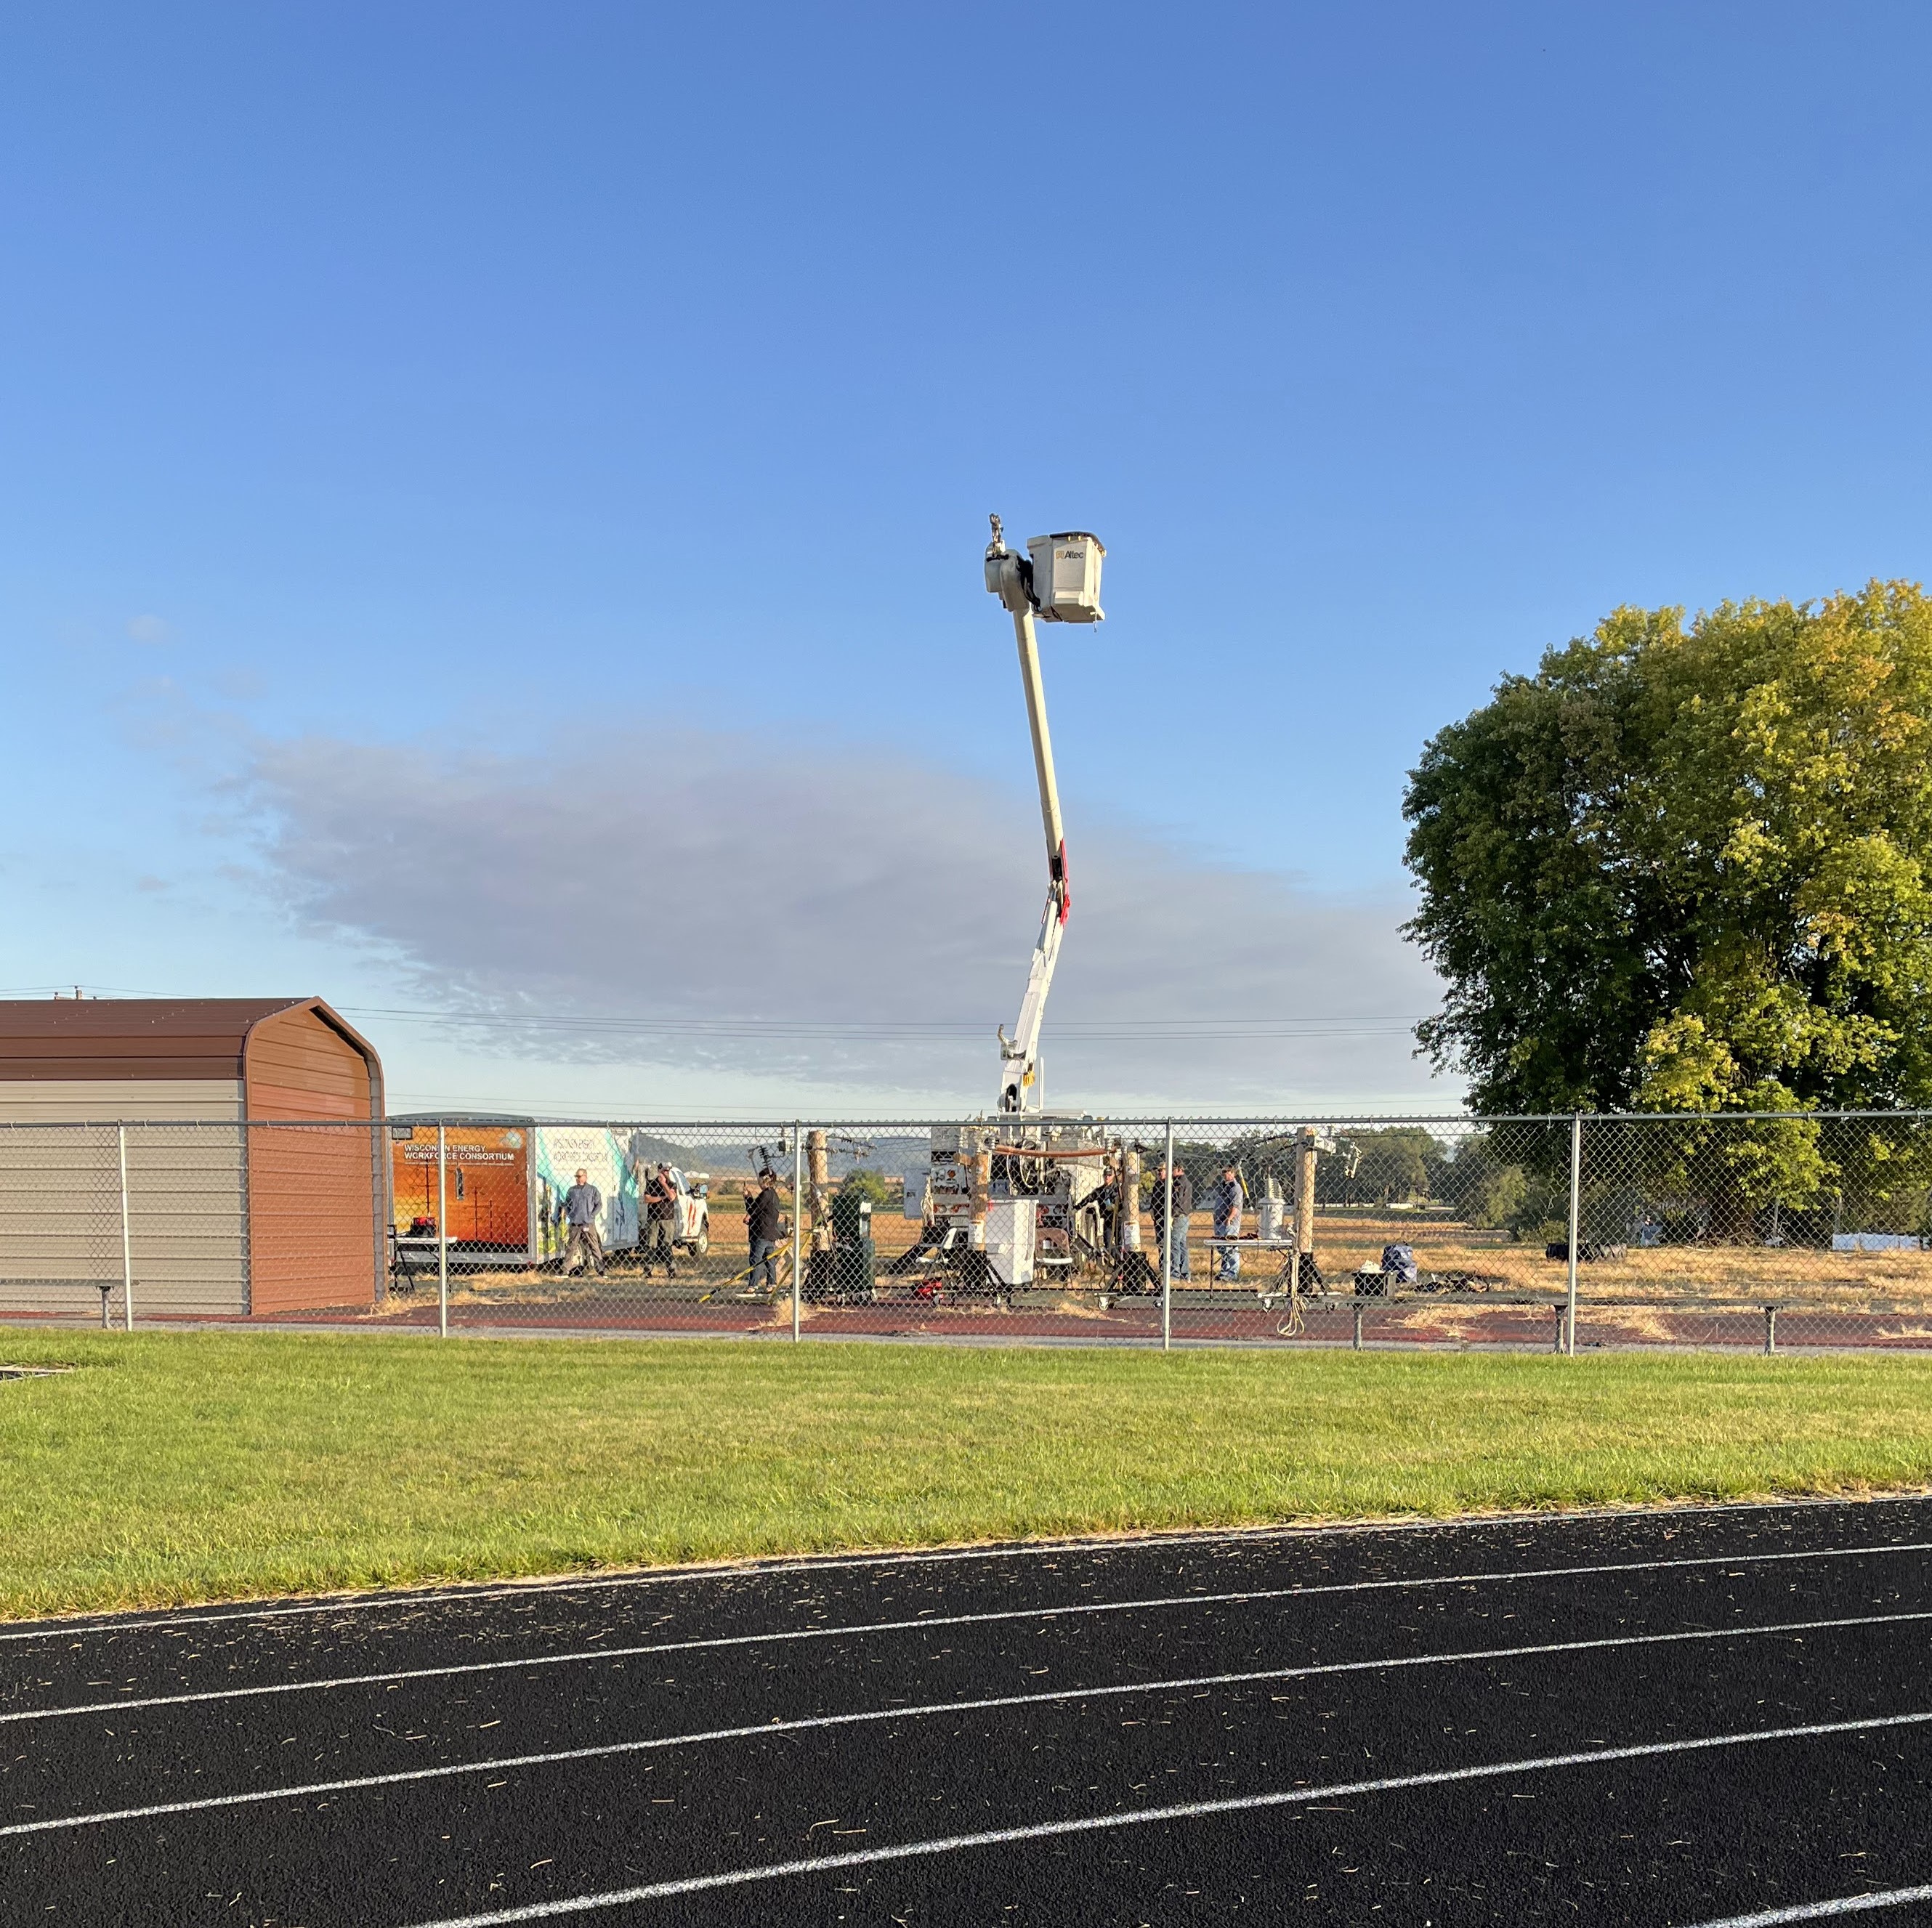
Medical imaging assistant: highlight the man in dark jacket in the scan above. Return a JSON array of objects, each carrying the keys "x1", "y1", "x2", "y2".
[
  {"x1": 1149, "y1": 1159, "x2": 1192, "y2": 1281},
  {"x1": 745, "y1": 1175, "x2": 785, "y2": 1295},
  {"x1": 642, "y1": 1162, "x2": 679, "y2": 1279}
]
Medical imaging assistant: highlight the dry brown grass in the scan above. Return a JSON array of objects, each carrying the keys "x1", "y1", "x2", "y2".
[
  {"x1": 394, "y1": 1201, "x2": 1932, "y2": 1315},
  {"x1": 1296, "y1": 1210, "x2": 1932, "y2": 1308}
]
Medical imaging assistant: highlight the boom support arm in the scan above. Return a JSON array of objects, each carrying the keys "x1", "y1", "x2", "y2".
[
  {"x1": 987, "y1": 515, "x2": 1070, "y2": 1113},
  {"x1": 998, "y1": 842, "x2": 1066, "y2": 1113}
]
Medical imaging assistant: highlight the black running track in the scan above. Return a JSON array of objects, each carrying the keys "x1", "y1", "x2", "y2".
[{"x1": 9, "y1": 1502, "x2": 1932, "y2": 1927}]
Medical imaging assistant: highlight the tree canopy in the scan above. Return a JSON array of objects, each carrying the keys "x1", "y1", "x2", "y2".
[
  {"x1": 1404, "y1": 582, "x2": 1932, "y2": 1117},
  {"x1": 838, "y1": 1167, "x2": 894, "y2": 1207}
]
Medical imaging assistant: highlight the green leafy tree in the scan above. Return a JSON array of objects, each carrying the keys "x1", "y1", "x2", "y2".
[
  {"x1": 1405, "y1": 583, "x2": 1932, "y2": 1236},
  {"x1": 838, "y1": 1167, "x2": 894, "y2": 1207},
  {"x1": 1404, "y1": 582, "x2": 1932, "y2": 1118},
  {"x1": 1439, "y1": 1133, "x2": 1528, "y2": 1229},
  {"x1": 1351, "y1": 1127, "x2": 1437, "y2": 1205}
]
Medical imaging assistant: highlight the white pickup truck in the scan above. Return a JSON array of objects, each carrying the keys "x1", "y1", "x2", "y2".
[{"x1": 642, "y1": 1163, "x2": 711, "y2": 1257}]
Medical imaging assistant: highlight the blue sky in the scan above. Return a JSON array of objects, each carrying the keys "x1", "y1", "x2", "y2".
[{"x1": 4, "y1": 3, "x2": 1930, "y2": 1116}]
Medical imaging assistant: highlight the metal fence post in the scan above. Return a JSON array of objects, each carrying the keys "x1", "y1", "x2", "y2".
[
  {"x1": 116, "y1": 1122, "x2": 134, "y2": 1332},
  {"x1": 1161, "y1": 1120, "x2": 1174, "y2": 1353},
  {"x1": 791, "y1": 1124, "x2": 803, "y2": 1344},
  {"x1": 437, "y1": 1123, "x2": 449, "y2": 1340},
  {"x1": 1565, "y1": 1114, "x2": 1582, "y2": 1357}
]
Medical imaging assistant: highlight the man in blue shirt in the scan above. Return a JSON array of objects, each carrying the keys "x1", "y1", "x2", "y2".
[
  {"x1": 1211, "y1": 1164, "x2": 1244, "y2": 1281},
  {"x1": 562, "y1": 1168, "x2": 605, "y2": 1277}
]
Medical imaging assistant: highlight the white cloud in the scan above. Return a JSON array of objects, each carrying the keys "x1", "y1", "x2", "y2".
[
  {"x1": 126, "y1": 614, "x2": 172, "y2": 645},
  {"x1": 243, "y1": 725, "x2": 1454, "y2": 1114}
]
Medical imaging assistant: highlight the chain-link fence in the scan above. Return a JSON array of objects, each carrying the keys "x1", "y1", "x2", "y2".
[{"x1": 5, "y1": 1112, "x2": 1932, "y2": 1352}]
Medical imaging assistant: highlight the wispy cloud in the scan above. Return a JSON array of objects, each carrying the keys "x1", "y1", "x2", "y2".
[
  {"x1": 126, "y1": 614, "x2": 172, "y2": 645},
  {"x1": 243, "y1": 726, "x2": 1452, "y2": 1111}
]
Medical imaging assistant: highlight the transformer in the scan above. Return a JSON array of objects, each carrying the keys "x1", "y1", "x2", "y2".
[{"x1": 910, "y1": 1114, "x2": 1113, "y2": 1291}]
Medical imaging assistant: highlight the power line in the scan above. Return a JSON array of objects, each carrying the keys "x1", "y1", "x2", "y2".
[
  {"x1": 13, "y1": 987, "x2": 1431, "y2": 1043},
  {"x1": 338, "y1": 1005, "x2": 1427, "y2": 1042}
]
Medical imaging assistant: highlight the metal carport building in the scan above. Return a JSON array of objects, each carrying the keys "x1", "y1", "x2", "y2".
[{"x1": 0, "y1": 997, "x2": 387, "y2": 1319}]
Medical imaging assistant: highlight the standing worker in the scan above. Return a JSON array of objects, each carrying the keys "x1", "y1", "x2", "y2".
[
  {"x1": 1150, "y1": 1158, "x2": 1192, "y2": 1281},
  {"x1": 1211, "y1": 1162, "x2": 1245, "y2": 1281},
  {"x1": 642, "y1": 1161, "x2": 679, "y2": 1279},
  {"x1": 562, "y1": 1167, "x2": 605, "y2": 1277},
  {"x1": 1091, "y1": 1154, "x2": 1121, "y2": 1261},
  {"x1": 745, "y1": 1170, "x2": 785, "y2": 1295}
]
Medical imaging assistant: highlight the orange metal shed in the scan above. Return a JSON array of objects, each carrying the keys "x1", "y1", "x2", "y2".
[{"x1": 0, "y1": 997, "x2": 387, "y2": 1316}]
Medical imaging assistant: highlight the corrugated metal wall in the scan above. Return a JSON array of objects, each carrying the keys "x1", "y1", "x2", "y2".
[
  {"x1": 0, "y1": 998, "x2": 387, "y2": 1319},
  {"x1": 0, "y1": 1115, "x2": 248, "y2": 1316},
  {"x1": 244, "y1": 1008, "x2": 381, "y2": 1312}
]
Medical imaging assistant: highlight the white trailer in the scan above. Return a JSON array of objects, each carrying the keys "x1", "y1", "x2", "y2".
[{"x1": 392, "y1": 1118, "x2": 709, "y2": 1272}]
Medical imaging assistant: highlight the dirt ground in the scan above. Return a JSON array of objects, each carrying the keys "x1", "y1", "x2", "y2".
[
  {"x1": 388, "y1": 1194, "x2": 1932, "y2": 1319},
  {"x1": 1302, "y1": 1208, "x2": 1932, "y2": 1309}
]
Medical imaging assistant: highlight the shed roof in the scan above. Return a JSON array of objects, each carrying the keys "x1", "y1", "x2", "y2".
[{"x1": 0, "y1": 998, "x2": 379, "y2": 1083}]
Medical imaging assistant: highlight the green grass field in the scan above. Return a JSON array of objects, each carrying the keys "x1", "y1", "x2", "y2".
[{"x1": 6, "y1": 1328, "x2": 1932, "y2": 1621}]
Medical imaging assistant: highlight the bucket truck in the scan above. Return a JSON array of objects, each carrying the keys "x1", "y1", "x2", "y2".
[
  {"x1": 893, "y1": 517, "x2": 1130, "y2": 1295},
  {"x1": 982, "y1": 514, "x2": 1099, "y2": 1114}
]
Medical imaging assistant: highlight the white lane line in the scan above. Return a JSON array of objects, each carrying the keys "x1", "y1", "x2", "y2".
[
  {"x1": 5, "y1": 1606, "x2": 1928, "y2": 1839},
  {"x1": 1685, "y1": 1887, "x2": 1932, "y2": 1924},
  {"x1": 0, "y1": 1539, "x2": 1246, "y2": 1642},
  {"x1": 395, "y1": 1707, "x2": 1932, "y2": 1926},
  {"x1": 0, "y1": 1520, "x2": 1510, "y2": 1643},
  {"x1": 0, "y1": 1497, "x2": 1916, "y2": 1640},
  {"x1": 12, "y1": 1542, "x2": 1932, "y2": 1727}
]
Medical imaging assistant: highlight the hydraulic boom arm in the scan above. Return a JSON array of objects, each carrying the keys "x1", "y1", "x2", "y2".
[{"x1": 985, "y1": 514, "x2": 1072, "y2": 1113}]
